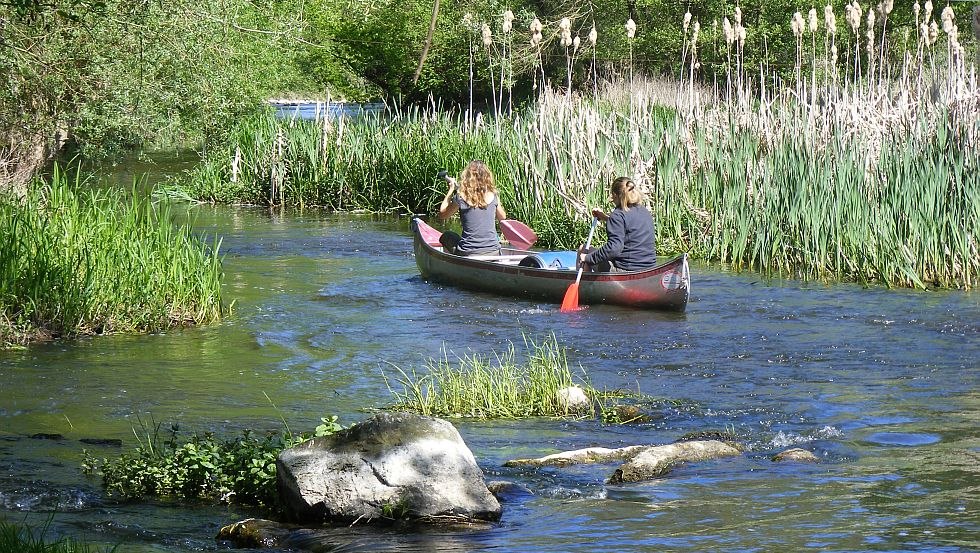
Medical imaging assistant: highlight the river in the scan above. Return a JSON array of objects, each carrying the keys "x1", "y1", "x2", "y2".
[{"x1": 1, "y1": 167, "x2": 978, "y2": 551}]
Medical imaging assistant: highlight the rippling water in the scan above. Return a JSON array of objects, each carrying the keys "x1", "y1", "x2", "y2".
[{"x1": 1, "y1": 207, "x2": 977, "y2": 552}]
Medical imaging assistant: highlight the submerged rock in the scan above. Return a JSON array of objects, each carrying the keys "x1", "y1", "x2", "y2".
[
  {"x1": 772, "y1": 448, "x2": 819, "y2": 463},
  {"x1": 610, "y1": 440, "x2": 742, "y2": 483},
  {"x1": 277, "y1": 412, "x2": 501, "y2": 525},
  {"x1": 217, "y1": 518, "x2": 294, "y2": 549},
  {"x1": 506, "y1": 439, "x2": 744, "y2": 484}
]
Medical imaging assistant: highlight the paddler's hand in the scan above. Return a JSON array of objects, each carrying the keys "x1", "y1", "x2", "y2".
[
  {"x1": 577, "y1": 246, "x2": 590, "y2": 271},
  {"x1": 591, "y1": 208, "x2": 609, "y2": 222}
]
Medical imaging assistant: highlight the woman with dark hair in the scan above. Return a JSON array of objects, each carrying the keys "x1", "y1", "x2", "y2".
[
  {"x1": 578, "y1": 176, "x2": 657, "y2": 272},
  {"x1": 438, "y1": 160, "x2": 507, "y2": 255}
]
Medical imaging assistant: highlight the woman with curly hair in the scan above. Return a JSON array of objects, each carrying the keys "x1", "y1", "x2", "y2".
[{"x1": 438, "y1": 160, "x2": 507, "y2": 255}]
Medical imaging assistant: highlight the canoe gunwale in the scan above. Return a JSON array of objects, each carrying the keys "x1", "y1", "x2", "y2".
[{"x1": 410, "y1": 218, "x2": 690, "y2": 311}]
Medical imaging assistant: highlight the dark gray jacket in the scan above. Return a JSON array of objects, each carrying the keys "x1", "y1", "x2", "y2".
[{"x1": 585, "y1": 205, "x2": 657, "y2": 271}]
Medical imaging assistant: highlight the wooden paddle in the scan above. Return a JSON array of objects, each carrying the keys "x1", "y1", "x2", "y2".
[
  {"x1": 560, "y1": 218, "x2": 599, "y2": 313},
  {"x1": 499, "y1": 219, "x2": 538, "y2": 250}
]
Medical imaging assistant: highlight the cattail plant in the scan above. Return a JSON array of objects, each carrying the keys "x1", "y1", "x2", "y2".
[
  {"x1": 792, "y1": 11, "x2": 805, "y2": 95},
  {"x1": 500, "y1": 9, "x2": 514, "y2": 116},
  {"x1": 530, "y1": 16, "x2": 544, "y2": 92},
  {"x1": 845, "y1": 0, "x2": 862, "y2": 83},
  {"x1": 480, "y1": 23, "x2": 499, "y2": 120},
  {"x1": 588, "y1": 23, "x2": 598, "y2": 97},
  {"x1": 824, "y1": 4, "x2": 838, "y2": 87},
  {"x1": 560, "y1": 17, "x2": 573, "y2": 100},
  {"x1": 626, "y1": 18, "x2": 636, "y2": 114},
  {"x1": 462, "y1": 13, "x2": 476, "y2": 130},
  {"x1": 723, "y1": 16, "x2": 734, "y2": 101},
  {"x1": 808, "y1": 8, "x2": 817, "y2": 105}
]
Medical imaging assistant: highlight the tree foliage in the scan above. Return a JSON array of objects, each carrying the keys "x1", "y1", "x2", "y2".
[{"x1": 1, "y1": 0, "x2": 976, "y2": 188}]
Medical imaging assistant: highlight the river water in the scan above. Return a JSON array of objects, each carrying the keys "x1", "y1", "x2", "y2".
[{"x1": 1, "y1": 195, "x2": 978, "y2": 551}]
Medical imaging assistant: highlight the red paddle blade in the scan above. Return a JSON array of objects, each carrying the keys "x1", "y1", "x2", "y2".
[
  {"x1": 500, "y1": 219, "x2": 538, "y2": 250},
  {"x1": 560, "y1": 283, "x2": 580, "y2": 312}
]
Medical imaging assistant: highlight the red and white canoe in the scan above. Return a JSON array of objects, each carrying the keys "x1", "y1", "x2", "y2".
[{"x1": 411, "y1": 218, "x2": 690, "y2": 311}]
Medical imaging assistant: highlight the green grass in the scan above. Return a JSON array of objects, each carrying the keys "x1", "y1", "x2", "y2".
[
  {"x1": 382, "y1": 334, "x2": 593, "y2": 419},
  {"x1": 0, "y1": 518, "x2": 115, "y2": 553},
  {"x1": 0, "y1": 165, "x2": 225, "y2": 347}
]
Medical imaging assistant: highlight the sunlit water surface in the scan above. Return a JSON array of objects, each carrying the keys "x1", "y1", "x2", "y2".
[{"x1": 1, "y1": 203, "x2": 977, "y2": 552}]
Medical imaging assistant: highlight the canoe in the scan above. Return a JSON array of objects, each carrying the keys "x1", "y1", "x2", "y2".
[{"x1": 411, "y1": 218, "x2": 690, "y2": 312}]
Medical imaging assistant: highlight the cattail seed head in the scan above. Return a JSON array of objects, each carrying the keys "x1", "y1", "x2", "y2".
[
  {"x1": 573, "y1": 35, "x2": 581, "y2": 49},
  {"x1": 846, "y1": 1, "x2": 861, "y2": 33},
  {"x1": 530, "y1": 17, "x2": 543, "y2": 46},
  {"x1": 884, "y1": 0, "x2": 893, "y2": 15},
  {"x1": 928, "y1": 20, "x2": 938, "y2": 44},
  {"x1": 684, "y1": 11, "x2": 692, "y2": 32},
  {"x1": 941, "y1": 6, "x2": 955, "y2": 34},
  {"x1": 560, "y1": 17, "x2": 571, "y2": 32},
  {"x1": 724, "y1": 17, "x2": 734, "y2": 45},
  {"x1": 825, "y1": 4, "x2": 837, "y2": 34},
  {"x1": 924, "y1": 0, "x2": 932, "y2": 21},
  {"x1": 482, "y1": 24, "x2": 492, "y2": 47},
  {"x1": 867, "y1": 8, "x2": 875, "y2": 31},
  {"x1": 589, "y1": 25, "x2": 597, "y2": 45},
  {"x1": 463, "y1": 12, "x2": 473, "y2": 26},
  {"x1": 735, "y1": 7, "x2": 742, "y2": 26},
  {"x1": 626, "y1": 18, "x2": 637, "y2": 39},
  {"x1": 913, "y1": 2, "x2": 920, "y2": 20},
  {"x1": 808, "y1": 9, "x2": 818, "y2": 32},
  {"x1": 737, "y1": 25, "x2": 747, "y2": 45},
  {"x1": 792, "y1": 12, "x2": 804, "y2": 38},
  {"x1": 691, "y1": 20, "x2": 700, "y2": 43},
  {"x1": 502, "y1": 10, "x2": 514, "y2": 33}
]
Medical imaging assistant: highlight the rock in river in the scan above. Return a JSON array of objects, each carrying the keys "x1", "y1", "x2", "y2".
[{"x1": 277, "y1": 412, "x2": 501, "y2": 524}]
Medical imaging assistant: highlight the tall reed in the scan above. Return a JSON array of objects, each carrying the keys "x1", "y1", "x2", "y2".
[
  {"x1": 179, "y1": 5, "x2": 978, "y2": 289},
  {"x1": 381, "y1": 334, "x2": 590, "y2": 419},
  {"x1": 0, "y1": 166, "x2": 225, "y2": 347}
]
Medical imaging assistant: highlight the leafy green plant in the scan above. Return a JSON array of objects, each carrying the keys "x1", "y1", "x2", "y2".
[{"x1": 81, "y1": 415, "x2": 342, "y2": 507}]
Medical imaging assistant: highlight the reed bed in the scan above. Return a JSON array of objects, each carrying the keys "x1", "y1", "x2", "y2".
[
  {"x1": 180, "y1": 5, "x2": 978, "y2": 289},
  {"x1": 0, "y1": 167, "x2": 225, "y2": 347},
  {"x1": 381, "y1": 335, "x2": 592, "y2": 419}
]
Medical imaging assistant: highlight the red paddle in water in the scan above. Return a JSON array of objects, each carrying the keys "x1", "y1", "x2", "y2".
[
  {"x1": 499, "y1": 219, "x2": 538, "y2": 250},
  {"x1": 560, "y1": 218, "x2": 599, "y2": 313}
]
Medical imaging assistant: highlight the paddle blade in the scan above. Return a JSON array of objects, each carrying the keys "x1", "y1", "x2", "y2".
[
  {"x1": 560, "y1": 282, "x2": 580, "y2": 312},
  {"x1": 500, "y1": 219, "x2": 538, "y2": 250}
]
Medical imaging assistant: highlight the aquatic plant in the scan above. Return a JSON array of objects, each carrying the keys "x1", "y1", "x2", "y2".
[
  {"x1": 0, "y1": 166, "x2": 225, "y2": 347},
  {"x1": 382, "y1": 334, "x2": 593, "y2": 419},
  {"x1": 178, "y1": 2, "x2": 978, "y2": 289},
  {"x1": 81, "y1": 415, "x2": 342, "y2": 506},
  {"x1": 0, "y1": 518, "x2": 115, "y2": 553}
]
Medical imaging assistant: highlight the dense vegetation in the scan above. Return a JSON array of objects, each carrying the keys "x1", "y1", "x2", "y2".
[
  {"x1": 178, "y1": 0, "x2": 980, "y2": 290},
  {"x1": 0, "y1": 168, "x2": 225, "y2": 347},
  {"x1": 82, "y1": 416, "x2": 342, "y2": 507},
  {"x1": 5, "y1": 0, "x2": 974, "y2": 192}
]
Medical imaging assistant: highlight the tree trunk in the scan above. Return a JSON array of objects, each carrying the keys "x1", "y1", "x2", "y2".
[{"x1": 411, "y1": 0, "x2": 440, "y2": 87}]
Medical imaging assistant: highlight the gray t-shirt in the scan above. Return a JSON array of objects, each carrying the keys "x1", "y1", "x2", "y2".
[{"x1": 456, "y1": 194, "x2": 500, "y2": 255}]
